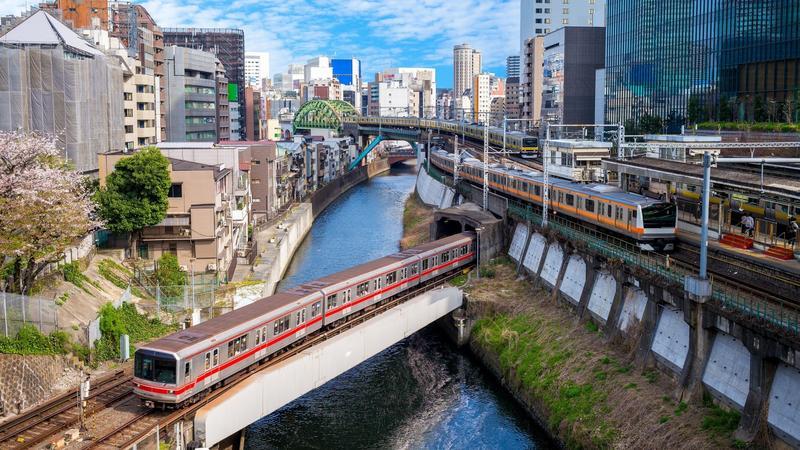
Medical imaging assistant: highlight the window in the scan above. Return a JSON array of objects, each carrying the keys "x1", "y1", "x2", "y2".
[
  {"x1": 256, "y1": 329, "x2": 261, "y2": 344},
  {"x1": 586, "y1": 199, "x2": 595, "y2": 213},
  {"x1": 261, "y1": 327, "x2": 267, "y2": 344},
  {"x1": 168, "y1": 183, "x2": 182, "y2": 198},
  {"x1": 185, "y1": 361, "x2": 191, "y2": 377},
  {"x1": 410, "y1": 264, "x2": 419, "y2": 275},
  {"x1": 562, "y1": 18, "x2": 569, "y2": 24},
  {"x1": 422, "y1": 259, "x2": 429, "y2": 271},
  {"x1": 536, "y1": 7, "x2": 542, "y2": 12},
  {"x1": 566, "y1": 194, "x2": 575, "y2": 206},
  {"x1": 204, "y1": 352, "x2": 211, "y2": 370},
  {"x1": 386, "y1": 271, "x2": 397, "y2": 285},
  {"x1": 134, "y1": 353, "x2": 176, "y2": 384},
  {"x1": 441, "y1": 251, "x2": 450, "y2": 263},
  {"x1": 607, "y1": 204, "x2": 613, "y2": 218},
  {"x1": 536, "y1": 18, "x2": 542, "y2": 23},
  {"x1": 296, "y1": 309, "x2": 306, "y2": 324},
  {"x1": 327, "y1": 294, "x2": 337, "y2": 308},
  {"x1": 213, "y1": 348, "x2": 219, "y2": 366},
  {"x1": 311, "y1": 302, "x2": 321, "y2": 317},
  {"x1": 563, "y1": 7, "x2": 569, "y2": 13},
  {"x1": 544, "y1": 18, "x2": 551, "y2": 24},
  {"x1": 273, "y1": 316, "x2": 290, "y2": 335},
  {"x1": 356, "y1": 282, "x2": 370, "y2": 297}
]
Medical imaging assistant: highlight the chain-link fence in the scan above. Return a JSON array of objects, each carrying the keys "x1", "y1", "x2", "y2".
[{"x1": 0, "y1": 292, "x2": 60, "y2": 337}]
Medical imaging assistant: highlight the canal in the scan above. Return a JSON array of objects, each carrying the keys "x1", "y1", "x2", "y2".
[{"x1": 245, "y1": 162, "x2": 553, "y2": 449}]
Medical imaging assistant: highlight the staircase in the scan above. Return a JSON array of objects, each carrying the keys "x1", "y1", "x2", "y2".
[
  {"x1": 765, "y1": 246, "x2": 796, "y2": 261},
  {"x1": 719, "y1": 233, "x2": 754, "y2": 250}
]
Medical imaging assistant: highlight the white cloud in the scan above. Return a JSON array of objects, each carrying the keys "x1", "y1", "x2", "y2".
[{"x1": 3, "y1": 0, "x2": 518, "y2": 83}]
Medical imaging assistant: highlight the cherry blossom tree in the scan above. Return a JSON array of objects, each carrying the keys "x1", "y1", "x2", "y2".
[{"x1": 0, "y1": 131, "x2": 98, "y2": 294}]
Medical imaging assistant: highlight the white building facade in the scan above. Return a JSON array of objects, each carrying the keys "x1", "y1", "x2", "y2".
[{"x1": 244, "y1": 51, "x2": 270, "y2": 89}]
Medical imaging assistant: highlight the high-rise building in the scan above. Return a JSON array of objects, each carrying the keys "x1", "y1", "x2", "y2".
[
  {"x1": 506, "y1": 55, "x2": 520, "y2": 78},
  {"x1": 519, "y1": 0, "x2": 605, "y2": 52},
  {"x1": 453, "y1": 44, "x2": 482, "y2": 98},
  {"x1": 605, "y1": 0, "x2": 800, "y2": 125},
  {"x1": 108, "y1": 3, "x2": 166, "y2": 139},
  {"x1": 164, "y1": 45, "x2": 218, "y2": 142},
  {"x1": 0, "y1": 11, "x2": 124, "y2": 173},
  {"x1": 541, "y1": 27, "x2": 605, "y2": 125},
  {"x1": 521, "y1": 36, "x2": 544, "y2": 125},
  {"x1": 245, "y1": 51, "x2": 270, "y2": 89},
  {"x1": 332, "y1": 58, "x2": 361, "y2": 86},
  {"x1": 215, "y1": 59, "x2": 231, "y2": 142},
  {"x1": 505, "y1": 77, "x2": 522, "y2": 122},
  {"x1": 163, "y1": 28, "x2": 245, "y2": 139},
  {"x1": 332, "y1": 58, "x2": 362, "y2": 110},
  {"x1": 382, "y1": 68, "x2": 437, "y2": 117},
  {"x1": 39, "y1": 0, "x2": 109, "y2": 30},
  {"x1": 304, "y1": 56, "x2": 333, "y2": 83},
  {"x1": 473, "y1": 73, "x2": 504, "y2": 123},
  {"x1": 368, "y1": 79, "x2": 412, "y2": 117},
  {"x1": 84, "y1": 28, "x2": 160, "y2": 150}
]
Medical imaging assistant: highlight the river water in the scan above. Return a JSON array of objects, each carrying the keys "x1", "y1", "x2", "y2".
[{"x1": 245, "y1": 162, "x2": 552, "y2": 449}]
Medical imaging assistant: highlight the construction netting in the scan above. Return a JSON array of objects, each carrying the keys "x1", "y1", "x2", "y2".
[{"x1": 0, "y1": 45, "x2": 124, "y2": 173}]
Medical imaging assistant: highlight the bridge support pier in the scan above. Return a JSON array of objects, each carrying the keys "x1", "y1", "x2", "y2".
[{"x1": 681, "y1": 276, "x2": 713, "y2": 402}]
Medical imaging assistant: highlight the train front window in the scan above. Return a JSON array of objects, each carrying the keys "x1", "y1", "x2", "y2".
[
  {"x1": 135, "y1": 352, "x2": 176, "y2": 384},
  {"x1": 642, "y1": 203, "x2": 677, "y2": 228},
  {"x1": 523, "y1": 138, "x2": 537, "y2": 147}
]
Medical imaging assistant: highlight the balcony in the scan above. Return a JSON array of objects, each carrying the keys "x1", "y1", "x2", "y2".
[
  {"x1": 141, "y1": 225, "x2": 193, "y2": 241},
  {"x1": 231, "y1": 208, "x2": 247, "y2": 224}
]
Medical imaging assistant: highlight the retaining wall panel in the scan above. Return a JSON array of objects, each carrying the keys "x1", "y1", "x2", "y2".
[
  {"x1": 586, "y1": 270, "x2": 616, "y2": 322},
  {"x1": 508, "y1": 223, "x2": 529, "y2": 263},
  {"x1": 702, "y1": 332, "x2": 751, "y2": 410},
  {"x1": 522, "y1": 233, "x2": 546, "y2": 274},
  {"x1": 559, "y1": 255, "x2": 586, "y2": 304},
  {"x1": 651, "y1": 307, "x2": 690, "y2": 373},
  {"x1": 540, "y1": 243, "x2": 564, "y2": 287},
  {"x1": 617, "y1": 288, "x2": 648, "y2": 332},
  {"x1": 768, "y1": 364, "x2": 800, "y2": 447}
]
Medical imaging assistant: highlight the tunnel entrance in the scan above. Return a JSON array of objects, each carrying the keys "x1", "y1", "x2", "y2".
[{"x1": 435, "y1": 218, "x2": 464, "y2": 239}]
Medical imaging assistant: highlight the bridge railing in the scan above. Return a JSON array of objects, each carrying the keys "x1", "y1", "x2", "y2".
[{"x1": 506, "y1": 200, "x2": 800, "y2": 335}]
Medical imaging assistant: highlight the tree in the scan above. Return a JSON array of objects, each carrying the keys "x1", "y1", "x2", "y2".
[
  {"x1": 638, "y1": 113, "x2": 664, "y2": 134},
  {"x1": 154, "y1": 253, "x2": 187, "y2": 299},
  {"x1": 753, "y1": 95, "x2": 767, "y2": 122},
  {"x1": 94, "y1": 146, "x2": 171, "y2": 250},
  {"x1": 0, "y1": 131, "x2": 97, "y2": 294},
  {"x1": 686, "y1": 94, "x2": 703, "y2": 125}
]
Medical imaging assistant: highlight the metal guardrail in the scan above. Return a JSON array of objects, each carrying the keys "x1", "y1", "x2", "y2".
[{"x1": 506, "y1": 200, "x2": 800, "y2": 335}]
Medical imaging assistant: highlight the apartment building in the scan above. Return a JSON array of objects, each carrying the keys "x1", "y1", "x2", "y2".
[
  {"x1": 98, "y1": 151, "x2": 238, "y2": 280},
  {"x1": 164, "y1": 45, "x2": 218, "y2": 142},
  {"x1": 215, "y1": 59, "x2": 231, "y2": 141}
]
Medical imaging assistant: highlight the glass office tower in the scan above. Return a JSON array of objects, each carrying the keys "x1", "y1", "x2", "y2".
[{"x1": 605, "y1": 0, "x2": 800, "y2": 125}]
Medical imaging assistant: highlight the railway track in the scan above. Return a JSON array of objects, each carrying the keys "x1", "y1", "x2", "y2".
[
  {"x1": 80, "y1": 270, "x2": 469, "y2": 449},
  {"x1": 0, "y1": 369, "x2": 133, "y2": 449}
]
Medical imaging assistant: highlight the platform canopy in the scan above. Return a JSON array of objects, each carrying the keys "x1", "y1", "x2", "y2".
[{"x1": 292, "y1": 100, "x2": 358, "y2": 132}]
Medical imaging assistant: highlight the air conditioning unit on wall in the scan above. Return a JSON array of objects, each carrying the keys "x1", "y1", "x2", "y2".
[{"x1": 207, "y1": 263, "x2": 217, "y2": 272}]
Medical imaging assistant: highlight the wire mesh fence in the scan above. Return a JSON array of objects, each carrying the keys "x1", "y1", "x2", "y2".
[{"x1": 0, "y1": 292, "x2": 60, "y2": 338}]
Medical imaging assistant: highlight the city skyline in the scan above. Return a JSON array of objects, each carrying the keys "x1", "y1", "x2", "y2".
[{"x1": 0, "y1": 0, "x2": 518, "y2": 88}]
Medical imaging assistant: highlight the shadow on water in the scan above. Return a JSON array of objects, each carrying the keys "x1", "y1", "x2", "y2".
[{"x1": 247, "y1": 161, "x2": 554, "y2": 449}]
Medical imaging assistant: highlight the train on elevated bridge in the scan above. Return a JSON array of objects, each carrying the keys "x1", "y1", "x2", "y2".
[
  {"x1": 133, "y1": 233, "x2": 476, "y2": 408},
  {"x1": 344, "y1": 116, "x2": 540, "y2": 157}
]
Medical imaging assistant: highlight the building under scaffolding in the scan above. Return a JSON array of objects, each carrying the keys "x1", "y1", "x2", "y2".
[
  {"x1": 163, "y1": 28, "x2": 245, "y2": 140},
  {"x1": 0, "y1": 10, "x2": 124, "y2": 173}
]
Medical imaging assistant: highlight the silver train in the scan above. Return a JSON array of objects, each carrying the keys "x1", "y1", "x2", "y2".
[
  {"x1": 430, "y1": 149, "x2": 678, "y2": 251},
  {"x1": 133, "y1": 233, "x2": 475, "y2": 407}
]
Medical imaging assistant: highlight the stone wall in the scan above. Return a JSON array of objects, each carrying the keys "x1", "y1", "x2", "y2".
[
  {"x1": 505, "y1": 221, "x2": 800, "y2": 448},
  {"x1": 0, "y1": 355, "x2": 81, "y2": 418}
]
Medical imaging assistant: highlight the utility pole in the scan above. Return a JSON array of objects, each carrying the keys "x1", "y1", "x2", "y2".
[
  {"x1": 542, "y1": 123, "x2": 551, "y2": 226},
  {"x1": 483, "y1": 114, "x2": 489, "y2": 211},
  {"x1": 453, "y1": 138, "x2": 460, "y2": 185},
  {"x1": 502, "y1": 114, "x2": 507, "y2": 155},
  {"x1": 79, "y1": 371, "x2": 90, "y2": 432}
]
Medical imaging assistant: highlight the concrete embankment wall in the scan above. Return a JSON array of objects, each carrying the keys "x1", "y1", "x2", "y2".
[
  {"x1": 503, "y1": 221, "x2": 800, "y2": 448},
  {"x1": 311, "y1": 158, "x2": 389, "y2": 217},
  {"x1": 253, "y1": 159, "x2": 390, "y2": 298},
  {"x1": 415, "y1": 166, "x2": 455, "y2": 208}
]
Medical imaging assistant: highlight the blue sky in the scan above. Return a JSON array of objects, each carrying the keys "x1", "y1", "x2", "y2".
[{"x1": 2, "y1": 0, "x2": 519, "y2": 88}]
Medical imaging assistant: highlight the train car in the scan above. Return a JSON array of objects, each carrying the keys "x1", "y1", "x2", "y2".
[
  {"x1": 133, "y1": 289, "x2": 323, "y2": 407},
  {"x1": 133, "y1": 233, "x2": 477, "y2": 407},
  {"x1": 430, "y1": 150, "x2": 677, "y2": 251}
]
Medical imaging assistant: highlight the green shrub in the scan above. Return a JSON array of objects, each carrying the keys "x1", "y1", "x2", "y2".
[
  {"x1": 479, "y1": 266, "x2": 496, "y2": 278},
  {"x1": 62, "y1": 262, "x2": 95, "y2": 294},
  {"x1": 98, "y1": 259, "x2": 129, "y2": 290},
  {"x1": 55, "y1": 292, "x2": 70, "y2": 306},
  {"x1": 449, "y1": 274, "x2": 468, "y2": 287},
  {"x1": 95, "y1": 303, "x2": 177, "y2": 361},
  {"x1": 0, "y1": 324, "x2": 71, "y2": 355},
  {"x1": 155, "y1": 253, "x2": 187, "y2": 299},
  {"x1": 702, "y1": 403, "x2": 741, "y2": 436}
]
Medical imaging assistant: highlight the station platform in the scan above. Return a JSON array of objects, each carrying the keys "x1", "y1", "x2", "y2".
[{"x1": 677, "y1": 225, "x2": 800, "y2": 278}]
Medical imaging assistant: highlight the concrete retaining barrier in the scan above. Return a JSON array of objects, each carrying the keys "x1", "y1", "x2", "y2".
[
  {"x1": 651, "y1": 306, "x2": 690, "y2": 373},
  {"x1": 768, "y1": 364, "x2": 800, "y2": 447},
  {"x1": 522, "y1": 233, "x2": 547, "y2": 275},
  {"x1": 617, "y1": 287, "x2": 647, "y2": 332},
  {"x1": 539, "y1": 243, "x2": 564, "y2": 288},
  {"x1": 559, "y1": 255, "x2": 586, "y2": 304},
  {"x1": 508, "y1": 223, "x2": 529, "y2": 263},
  {"x1": 702, "y1": 332, "x2": 750, "y2": 411},
  {"x1": 586, "y1": 271, "x2": 616, "y2": 323},
  {"x1": 416, "y1": 166, "x2": 455, "y2": 208}
]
